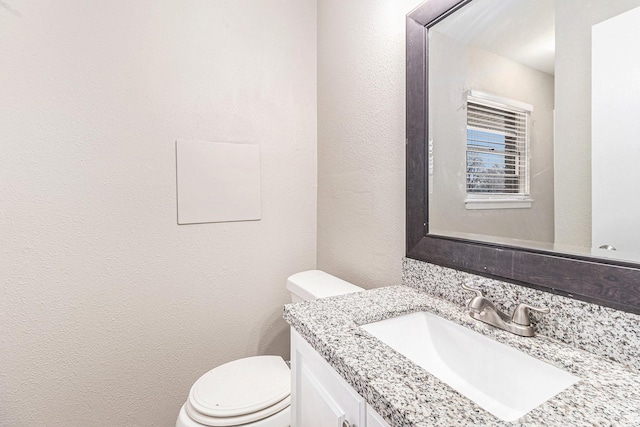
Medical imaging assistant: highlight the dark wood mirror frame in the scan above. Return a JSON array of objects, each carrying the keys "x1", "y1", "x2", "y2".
[{"x1": 406, "y1": 0, "x2": 640, "y2": 314}]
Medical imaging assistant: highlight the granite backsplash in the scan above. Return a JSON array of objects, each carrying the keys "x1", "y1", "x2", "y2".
[{"x1": 402, "y1": 258, "x2": 640, "y2": 372}]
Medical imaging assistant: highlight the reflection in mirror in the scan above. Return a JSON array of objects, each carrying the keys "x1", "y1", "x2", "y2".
[{"x1": 428, "y1": 0, "x2": 640, "y2": 263}]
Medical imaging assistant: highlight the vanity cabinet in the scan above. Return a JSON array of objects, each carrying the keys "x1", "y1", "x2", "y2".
[{"x1": 290, "y1": 329, "x2": 391, "y2": 427}]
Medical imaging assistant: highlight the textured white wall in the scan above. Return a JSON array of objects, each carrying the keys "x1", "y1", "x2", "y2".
[
  {"x1": 0, "y1": 1, "x2": 317, "y2": 426},
  {"x1": 316, "y1": 0, "x2": 422, "y2": 288}
]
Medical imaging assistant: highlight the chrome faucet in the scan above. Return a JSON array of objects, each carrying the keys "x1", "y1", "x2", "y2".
[{"x1": 461, "y1": 283, "x2": 549, "y2": 337}]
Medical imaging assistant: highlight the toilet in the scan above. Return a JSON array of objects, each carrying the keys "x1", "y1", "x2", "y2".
[{"x1": 176, "y1": 270, "x2": 364, "y2": 427}]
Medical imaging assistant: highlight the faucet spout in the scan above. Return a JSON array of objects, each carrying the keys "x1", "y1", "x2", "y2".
[
  {"x1": 467, "y1": 295, "x2": 511, "y2": 328},
  {"x1": 461, "y1": 284, "x2": 548, "y2": 337}
]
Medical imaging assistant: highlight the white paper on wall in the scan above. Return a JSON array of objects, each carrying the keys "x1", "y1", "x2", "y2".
[{"x1": 176, "y1": 139, "x2": 262, "y2": 224}]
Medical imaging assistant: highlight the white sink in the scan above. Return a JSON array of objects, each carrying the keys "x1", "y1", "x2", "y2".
[{"x1": 360, "y1": 311, "x2": 579, "y2": 422}]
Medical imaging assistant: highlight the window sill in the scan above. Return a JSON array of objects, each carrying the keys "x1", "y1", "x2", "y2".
[{"x1": 465, "y1": 197, "x2": 533, "y2": 210}]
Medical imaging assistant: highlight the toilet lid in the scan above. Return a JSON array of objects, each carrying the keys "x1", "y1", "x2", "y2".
[{"x1": 188, "y1": 355, "x2": 290, "y2": 420}]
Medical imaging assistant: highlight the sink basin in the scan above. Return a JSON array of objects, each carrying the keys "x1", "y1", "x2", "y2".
[{"x1": 360, "y1": 311, "x2": 579, "y2": 422}]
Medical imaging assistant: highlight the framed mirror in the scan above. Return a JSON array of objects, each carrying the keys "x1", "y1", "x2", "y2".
[{"x1": 406, "y1": 0, "x2": 640, "y2": 314}]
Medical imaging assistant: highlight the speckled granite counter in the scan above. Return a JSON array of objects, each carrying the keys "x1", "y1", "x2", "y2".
[{"x1": 283, "y1": 286, "x2": 640, "y2": 426}]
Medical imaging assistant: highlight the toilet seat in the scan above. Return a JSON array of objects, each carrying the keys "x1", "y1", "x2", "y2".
[
  {"x1": 177, "y1": 404, "x2": 290, "y2": 427},
  {"x1": 185, "y1": 396, "x2": 290, "y2": 426},
  {"x1": 183, "y1": 355, "x2": 291, "y2": 427}
]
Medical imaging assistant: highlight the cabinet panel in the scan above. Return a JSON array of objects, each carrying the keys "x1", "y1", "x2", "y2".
[
  {"x1": 291, "y1": 329, "x2": 365, "y2": 427},
  {"x1": 298, "y1": 363, "x2": 346, "y2": 427}
]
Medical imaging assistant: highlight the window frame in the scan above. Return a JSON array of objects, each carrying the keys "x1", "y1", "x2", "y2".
[{"x1": 464, "y1": 90, "x2": 534, "y2": 210}]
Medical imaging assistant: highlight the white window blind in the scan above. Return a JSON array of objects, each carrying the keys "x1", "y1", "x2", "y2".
[{"x1": 466, "y1": 95, "x2": 530, "y2": 196}]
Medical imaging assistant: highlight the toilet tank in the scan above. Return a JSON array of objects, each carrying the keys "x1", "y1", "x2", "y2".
[{"x1": 286, "y1": 270, "x2": 364, "y2": 303}]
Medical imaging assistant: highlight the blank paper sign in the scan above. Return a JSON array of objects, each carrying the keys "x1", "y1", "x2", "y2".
[{"x1": 176, "y1": 140, "x2": 261, "y2": 224}]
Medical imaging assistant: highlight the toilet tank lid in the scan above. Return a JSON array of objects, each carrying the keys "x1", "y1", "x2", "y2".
[{"x1": 286, "y1": 270, "x2": 364, "y2": 301}]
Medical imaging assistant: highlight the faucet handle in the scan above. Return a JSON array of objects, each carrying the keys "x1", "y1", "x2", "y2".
[
  {"x1": 461, "y1": 282, "x2": 483, "y2": 297},
  {"x1": 511, "y1": 303, "x2": 550, "y2": 326}
]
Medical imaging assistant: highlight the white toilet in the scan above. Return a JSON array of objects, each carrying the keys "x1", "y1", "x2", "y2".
[{"x1": 176, "y1": 270, "x2": 364, "y2": 427}]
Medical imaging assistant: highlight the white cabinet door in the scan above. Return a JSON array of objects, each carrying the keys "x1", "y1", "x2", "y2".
[
  {"x1": 298, "y1": 363, "x2": 348, "y2": 427},
  {"x1": 592, "y1": 6, "x2": 640, "y2": 255},
  {"x1": 291, "y1": 329, "x2": 365, "y2": 427}
]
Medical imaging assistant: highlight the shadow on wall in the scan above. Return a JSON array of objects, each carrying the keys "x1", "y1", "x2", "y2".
[{"x1": 253, "y1": 308, "x2": 291, "y2": 360}]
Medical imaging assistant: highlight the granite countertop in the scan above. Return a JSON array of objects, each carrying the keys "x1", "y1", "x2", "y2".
[{"x1": 283, "y1": 285, "x2": 640, "y2": 426}]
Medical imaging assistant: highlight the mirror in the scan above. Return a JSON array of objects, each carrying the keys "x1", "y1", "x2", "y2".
[
  {"x1": 428, "y1": 0, "x2": 640, "y2": 263},
  {"x1": 406, "y1": 0, "x2": 640, "y2": 314}
]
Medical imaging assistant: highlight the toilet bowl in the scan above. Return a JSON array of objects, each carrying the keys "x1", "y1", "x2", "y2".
[{"x1": 176, "y1": 270, "x2": 363, "y2": 427}]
